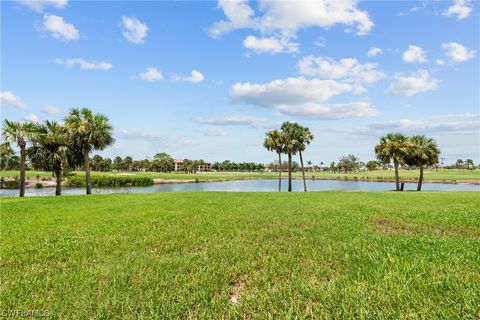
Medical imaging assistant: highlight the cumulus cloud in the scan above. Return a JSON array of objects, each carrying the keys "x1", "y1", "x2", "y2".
[
  {"x1": 385, "y1": 70, "x2": 439, "y2": 96},
  {"x1": 436, "y1": 59, "x2": 445, "y2": 65},
  {"x1": 243, "y1": 35, "x2": 299, "y2": 54},
  {"x1": 442, "y1": 42, "x2": 476, "y2": 62},
  {"x1": 41, "y1": 104, "x2": 63, "y2": 114},
  {"x1": 0, "y1": 91, "x2": 27, "y2": 109},
  {"x1": 138, "y1": 68, "x2": 163, "y2": 81},
  {"x1": 40, "y1": 14, "x2": 79, "y2": 41},
  {"x1": 23, "y1": 113, "x2": 40, "y2": 123},
  {"x1": 230, "y1": 77, "x2": 379, "y2": 120},
  {"x1": 402, "y1": 45, "x2": 427, "y2": 63},
  {"x1": 209, "y1": 0, "x2": 373, "y2": 38},
  {"x1": 297, "y1": 56, "x2": 385, "y2": 84},
  {"x1": 122, "y1": 16, "x2": 149, "y2": 44},
  {"x1": 18, "y1": 0, "x2": 67, "y2": 12},
  {"x1": 367, "y1": 47, "x2": 382, "y2": 57},
  {"x1": 443, "y1": 0, "x2": 472, "y2": 20},
  {"x1": 173, "y1": 70, "x2": 205, "y2": 83},
  {"x1": 199, "y1": 128, "x2": 227, "y2": 136},
  {"x1": 195, "y1": 115, "x2": 270, "y2": 128},
  {"x1": 55, "y1": 58, "x2": 112, "y2": 70}
]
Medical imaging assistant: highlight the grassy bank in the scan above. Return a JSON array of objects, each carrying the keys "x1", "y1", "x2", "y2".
[
  {"x1": 2, "y1": 168, "x2": 480, "y2": 183},
  {"x1": 2, "y1": 192, "x2": 479, "y2": 318}
]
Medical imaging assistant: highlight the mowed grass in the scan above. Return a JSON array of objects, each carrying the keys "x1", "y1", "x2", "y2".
[
  {"x1": 1, "y1": 192, "x2": 479, "y2": 319},
  {"x1": 2, "y1": 168, "x2": 479, "y2": 181}
]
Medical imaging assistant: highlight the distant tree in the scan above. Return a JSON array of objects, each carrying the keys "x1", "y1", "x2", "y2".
[
  {"x1": 112, "y1": 156, "x2": 123, "y2": 171},
  {"x1": 91, "y1": 155, "x2": 104, "y2": 171},
  {"x1": 465, "y1": 159, "x2": 474, "y2": 170},
  {"x1": 375, "y1": 133, "x2": 409, "y2": 191},
  {"x1": 330, "y1": 161, "x2": 336, "y2": 173},
  {"x1": 123, "y1": 156, "x2": 133, "y2": 171},
  {"x1": 366, "y1": 160, "x2": 380, "y2": 171},
  {"x1": 406, "y1": 135, "x2": 440, "y2": 191},
  {"x1": 2, "y1": 120, "x2": 36, "y2": 197},
  {"x1": 264, "y1": 129, "x2": 284, "y2": 192},
  {"x1": 65, "y1": 108, "x2": 114, "y2": 195},
  {"x1": 0, "y1": 142, "x2": 19, "y2": 171},
  {"x1": 337, "y1": 154, "x2": 360, "y2": 173},
  {"x1": 153, "y1": 152, "x2": 174, "y2": 172}
]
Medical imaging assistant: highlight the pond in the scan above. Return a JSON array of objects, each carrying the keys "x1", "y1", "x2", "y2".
[{"x1": 1, "y1": 179, "x2": 478, "y2": 197}]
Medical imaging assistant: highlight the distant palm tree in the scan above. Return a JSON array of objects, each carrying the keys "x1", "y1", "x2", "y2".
[
  {"x1": 280, "y1": 122, "x2": 300, "y2": 192},
  {"x1": 291, "y1": 124, "x2": 314, "y2": 192},
  {"x1": 28, "y1": 121, "x2": 72, "y2": 196},
  {"x1": 407, "y1": 135, "x2": 440, "y2": 191},
  {"x1": 465, "y1": 159, "x2": 474, "y2": 170},
  {"x1": 375, "y1": 133, "x2": 409, "y2": 191},
  {"x1": 65, "y1": 108, "x2": 114, "y2": 195},
  {"x1": 2, "y1": 120, "x2": 35, "y2": 197},
  {"x1": 264, "y1": 129, "x2": 284, "y2": 192}
]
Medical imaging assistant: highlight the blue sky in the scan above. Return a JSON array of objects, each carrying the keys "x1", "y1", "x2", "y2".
[{"x1": 1, "y1": 0, "x2": 479, "y2": 164}]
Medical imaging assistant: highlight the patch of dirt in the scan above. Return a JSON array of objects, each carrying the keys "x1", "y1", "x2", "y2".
[
  {"x1": 374, "y1": 218, "x2": 418, "y2": 236},
  {"x1": 229, "y1": 280, "x2": 245, "y2": 305}
]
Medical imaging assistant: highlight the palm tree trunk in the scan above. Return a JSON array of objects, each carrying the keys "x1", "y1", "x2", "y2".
[
  {"x1": 417, "y1": 164, "x2": 424, "y2": 191},
  {"x1": 394, "y1": 161, "x2": 400, "y2": 191},
  {"x1": 277, "y1": 152, "x2": 282, "y2": 192},
  {"x1": 54, "y1": 168, "x2": 62, "y2": 196},
  {"x1": 288, "y1": 153, "x2": 292, "y2": 192},
  {"x1": 19, "y1": 144, "x2": 26, "y2": 197},
  {"x1": 299, "y1": 151, "x2": 307, "y2": 192},
  {"x1": 84, "y1": 150, "x2": 91, "y2": 195}
]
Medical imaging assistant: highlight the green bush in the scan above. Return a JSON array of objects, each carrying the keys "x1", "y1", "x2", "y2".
[
  {"x1": 35, "y1": 182, "x2": 43, "y2": 189},
  {"x1": 66, "y1": 175, "x2": 154, "y2": 188}
]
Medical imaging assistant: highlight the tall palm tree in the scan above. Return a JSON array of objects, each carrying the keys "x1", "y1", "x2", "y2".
[
  {"x1": 64, "y1": 108, "x2": 114, "y2": 195},
  {"x1": 407, "y1": 135, "x2": 440, "y2": 191},
  {"x1": 264, "y1": 129, "x2": 284, "y2": 192},
  {"x1": 280, "y1": 122, "x2": 299, "y2": 192},
  {"x1": 28, "y1": 121, "x2": 73, "y2": 196},
  {"x1": 2, "y1": 120, "x2": 35, "y2": 197},
  {"x1": 375, "y1": 133, "x2": 409, "y2": 191},
  {"x1": 293, "y1": 124, "x2": 314, "y2": 192}
]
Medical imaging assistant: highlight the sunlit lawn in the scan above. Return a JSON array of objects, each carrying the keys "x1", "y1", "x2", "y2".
[{"x1": 2, "y1": 192, "x2": 479, "y2": 318}]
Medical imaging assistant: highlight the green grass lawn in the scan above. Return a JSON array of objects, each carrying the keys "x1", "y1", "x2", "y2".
[
  {"x1": 2, "y1": 168, "x2": 479, "y2": 182},
  {"x1": 2, "y1": 192, "x2": 479, "y2": 318}
]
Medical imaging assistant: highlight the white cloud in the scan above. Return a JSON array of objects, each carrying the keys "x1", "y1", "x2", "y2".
[
  {"x1": 0, "y1": 91, "x2": 27, "y2": 109},
  {"x1": 367, "y1": 47, "x2": 382, "y2": 57},
  {"x1": 243, "y1": 35, "x2": 299, "y2": 54},
  {"x1": 443, "y1": 0, "x2": 472, "y2": 20},
  {"x1": 274, "y1": 102, "x2": 379, "y2": 120},
  {"x1": 24, "y1": 113, "x2": 40, "y2": 123},
  {"x1": 41, "y1": 14, "x2": 79, "y2": 41},
  {"x1": 385, "y1": 70, "x2": 439, "y2": 96},
  {"x1": 297, "y1": 56, "x2": 385, "y2": 84},
  {"x1": 402, "y1": 45, "x2": 427, "y2": 63},
  {"x1": 122, "y1": 16, "x2": 149, "y2": 44},
  {"x1": 436, "y1": 59, "x2": 445, "y2": 65},
  {"x1": 209, "y1": 0, "x2": 373, "y2": 38},
  {"x1": 432, "y1": 113, "x2": 480, "y2": 120},
  {"x1": 41, "y1": 104, "x2": 63, "y2": 114},
  {"x1": 115, "y1": 129, "x2": 197, "y2": 147},
  {"x1": 18, "y1": 0, "x2": 67, "y2": 12},
  {"x1": 173, "y1": 70, "x2": 205, "y2": 83},
  {"x1": 138, "y1": 68, "x2": 163, "y2": 81},
  {"x1": 442, "y1": 42, "x2": 476, "y2": 62},
  {"x1": 230, "y1": 77, "x2": 379, "y2": 120},
  {"x1": 195, "y1": 115, "x2": 270, "y2": 128},
  {"x1": 55, "y1": 58, "x2": 112, "y2": 70},
  {"x1": 199, "y1": 128, "x2": 227, "y2": 136}
]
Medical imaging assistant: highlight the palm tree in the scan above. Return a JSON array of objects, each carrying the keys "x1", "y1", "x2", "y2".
[
  {"x1": 64, "y1": 108, "x2": 114, "y2": 195},
  {"x1": 28, "y1": 121, "x2": 74, "y2": 196},
  {"x1": 291, "y1": 123, "x2": 314, "y2": 192},
  {"x1": 2, "y1": 120, "x2": 35, "y2": 197},
  {"x1": 264, "y1": 129, "x2": 284, "y2": 192},
  {"x1": 406, "y1": 135, "x2": 440, "y2": 191},
  {"x1": 375, "y1": 133, "x2": 409, "y2": 191},
  {"x1": 280, "y1": 122, "x2": 300, "y2": 192}
]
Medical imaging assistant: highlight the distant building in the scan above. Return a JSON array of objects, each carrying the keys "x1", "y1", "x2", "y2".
[{"x1": 174, "y1": 159, "x2": 211, "y2": 172}]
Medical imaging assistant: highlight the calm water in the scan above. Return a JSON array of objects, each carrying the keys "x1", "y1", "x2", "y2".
[{"x1": 1, "y1": 179, "x2": 478, "y2": 197}]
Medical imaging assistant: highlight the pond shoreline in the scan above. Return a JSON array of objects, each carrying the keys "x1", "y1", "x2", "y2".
[{"x1": 2, "y1": 176, "x2": 479, "y2": 189}]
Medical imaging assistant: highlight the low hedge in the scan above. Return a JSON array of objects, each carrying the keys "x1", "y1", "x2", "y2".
[{"x1": 66, "y1": 175, "x2": 154, "y2": 188}]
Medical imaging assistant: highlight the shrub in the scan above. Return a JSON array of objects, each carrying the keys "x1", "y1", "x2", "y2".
[
  {"x1": 66, "y1": 175, "x2": 154, "y2": 188},
  {"x1": 35, "y1": 182, "x2": 43, "y2": 189}
]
